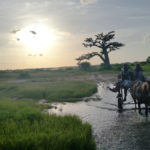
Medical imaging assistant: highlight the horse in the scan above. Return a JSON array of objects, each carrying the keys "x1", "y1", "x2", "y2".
[{"x1": 130, "y1": 80, "x2": 150, "y2": 117}]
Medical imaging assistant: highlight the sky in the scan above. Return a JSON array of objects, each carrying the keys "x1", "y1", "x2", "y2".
[{"x1": 0, "y1": 0, "x2": 150, "y2": 70}]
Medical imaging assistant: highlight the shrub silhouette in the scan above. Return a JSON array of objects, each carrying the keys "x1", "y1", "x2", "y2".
[{"x1": 78, "y1": 62, "x2": 91, "y2": 70}]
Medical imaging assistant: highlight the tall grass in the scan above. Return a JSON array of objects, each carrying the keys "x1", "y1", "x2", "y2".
[
  {"x1": 0, "y1": 99, "x2": 96, "y2": 150},
  {"x1": 0, "y1": 81, "x2": 97, "y2": 102}
]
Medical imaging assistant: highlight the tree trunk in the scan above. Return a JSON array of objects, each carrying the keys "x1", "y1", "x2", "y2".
[{"x1": 103, "y1": 50, "x2": 111, "y2": 68}]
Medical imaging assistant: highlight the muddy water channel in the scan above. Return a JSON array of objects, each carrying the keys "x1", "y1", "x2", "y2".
[{"x1": 48, "y1": 82, "x2": 150, "y2": 150}]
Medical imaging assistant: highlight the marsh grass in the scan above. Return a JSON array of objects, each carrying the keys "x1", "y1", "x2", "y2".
[
  {"x1": 0, "y1": 81, "x2": 97, "y2": 102},
  {"x1": 0, "y1": 99, "x2": 96, "y2": 150},
  {"x1": 0, "y1": 62, "x2": 149, "y2": 102}
]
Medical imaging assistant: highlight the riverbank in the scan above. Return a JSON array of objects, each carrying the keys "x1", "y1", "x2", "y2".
[
  {"x1": 48, "y1": 82, "x2": 150, "y2": 150},
  {"x1": 0, "y1": 99, "x2": 96, "y2": 150}
]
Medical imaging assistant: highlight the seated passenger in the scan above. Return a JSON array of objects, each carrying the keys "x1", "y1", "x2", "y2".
[
  {"x1": 109, "y1": 64, "x2": 133, "y2": 92},
  {"x1": 121, "y1": 64, "x2": 133, "y2": 88},
  {"x1": 133, "y1": 64, "x2": 145, "y2": 82}
]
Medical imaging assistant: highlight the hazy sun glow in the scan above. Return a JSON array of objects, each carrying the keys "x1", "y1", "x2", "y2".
[{"x1": 16, "y1": 25, "x2": 55, "y2": 52}]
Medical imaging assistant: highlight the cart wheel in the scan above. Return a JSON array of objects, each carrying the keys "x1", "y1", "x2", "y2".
[{"x1": 117, "y1": 93, "x2": 123, "y2": 112}]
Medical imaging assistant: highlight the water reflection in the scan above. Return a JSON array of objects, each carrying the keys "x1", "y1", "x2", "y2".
[{"x1": 48, "y1": 82, "x2": 150, "y2": 150}]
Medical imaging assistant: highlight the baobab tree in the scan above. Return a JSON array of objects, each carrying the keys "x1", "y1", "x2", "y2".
[{"x1": 76, "y1": 31, "x2": 124, "y2": 68}]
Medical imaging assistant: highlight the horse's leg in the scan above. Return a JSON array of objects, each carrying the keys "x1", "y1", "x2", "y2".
[
  {"x1": 138, "y1": 101, "x2": 142, "y2": 115},
  {"x1": 145, "y1": 103, "x2": 148, "y2": 117},
  {"x1": 134, "y1": 98, "x2": 137, "y2": 110},
  {"x1": 123, "y1": 88, "x2": 127, "y2": 101},
  {"x1": 130, "y1": 92, "x2": 137, "y2": 110}
]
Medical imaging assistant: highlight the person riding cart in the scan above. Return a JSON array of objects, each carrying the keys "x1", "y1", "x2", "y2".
[
  {"x1": 133, "y1": 64, "x2": 145, "y2": 82},
  {"x1": 109, "y1": 64, "x2": 133, "y2": 101}
]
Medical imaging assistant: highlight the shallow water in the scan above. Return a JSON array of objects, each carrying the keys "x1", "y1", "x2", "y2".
[{"x1": 48, "y1": 82, "x2": 150, "y2": 150}]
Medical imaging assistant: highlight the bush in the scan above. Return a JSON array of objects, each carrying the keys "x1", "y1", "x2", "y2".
[
  {"x1": 78, "y1": 62, "x2": 91, "y2": 70},
  {"x1": 18, "y1": 71, "x2": 30, "y2": 79},
  {"x1": 146, "y1": 56, "x2": 150, "y2": 63}
]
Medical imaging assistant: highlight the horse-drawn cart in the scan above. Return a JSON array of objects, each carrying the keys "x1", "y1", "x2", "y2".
[{"x1": 111, "y1": 80, "x2": 150, "y2": 117}]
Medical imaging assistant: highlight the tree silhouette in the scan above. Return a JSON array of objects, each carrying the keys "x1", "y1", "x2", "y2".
[{"x1": 76, "y1": 31, "x2": 124, "y2": 68}]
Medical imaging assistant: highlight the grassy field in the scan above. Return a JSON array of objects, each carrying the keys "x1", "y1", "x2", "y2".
[
  {"x1": 0, "y1": 67, "x2": 98, "y2": 149},
  {"x1": 0, "y1": 69, "x2": 97, "y2": 149},
  {"x1": 0, "y1": 67, "x2": 98, "y2": 102},
  {"x1": 0, "y1": 81, "x2": 97, "y2": 102},
  {"x1": 0, "y1": 61, "x2": 149, "y2": 102},
  {"x1": 0, "y1": 61, "x2": 149, "y2": 149},
  {"x1": 0, "y1": 99, "x2": 96, "y2": 150}
]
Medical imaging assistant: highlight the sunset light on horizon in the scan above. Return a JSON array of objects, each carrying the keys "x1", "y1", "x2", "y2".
[{"x1": 0, "y1": 0, "x2": 150, "y2": 70}]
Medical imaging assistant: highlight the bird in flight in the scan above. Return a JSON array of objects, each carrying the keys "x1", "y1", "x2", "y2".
[{"x1": 30, "y1": 30, "x2": 37, "y2": 35}]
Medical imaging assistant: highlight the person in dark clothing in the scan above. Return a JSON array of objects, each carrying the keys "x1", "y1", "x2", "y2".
[
  {"x1": 121, "y1": 64, "x2": 133, "y2": 101},
  {"x1": 109, "y1": 64, "x2": 133, "y2": 101},
  {"x1": 110, "y1": 64, "x2": 133, "y2": 91},
  {"x1": 133, "y1": 64, "x2": 145, "y2": 82},
  {"x1": 122, "y1": 64, "x2": 133, "y2": 80},
  {"x1": 121, "y1": 64, "x2": 133, "y2": 88}
]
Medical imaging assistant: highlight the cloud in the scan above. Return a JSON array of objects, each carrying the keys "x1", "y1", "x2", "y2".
[
  {"x1": 28, "y1": 53, "x2": 43, "y2": 57},
  {"x1": 80, "y1": 0, "x2": 97, "y2": 5},
  {"x1": 127, "y1": 15, "x2": 150, "y2": 20},
  {"x1": 66, "y1": 1, "x2": 76, "y2": 6}
]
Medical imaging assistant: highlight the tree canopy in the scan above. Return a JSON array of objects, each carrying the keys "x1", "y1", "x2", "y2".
[{"x1": 76, "y1": 31, "x2": 124, "y2": 68}]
